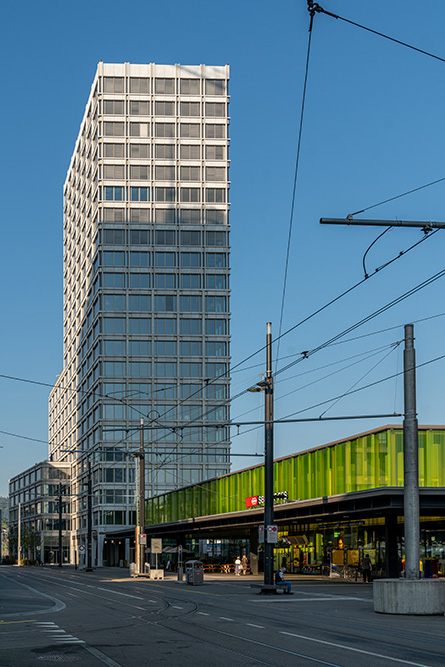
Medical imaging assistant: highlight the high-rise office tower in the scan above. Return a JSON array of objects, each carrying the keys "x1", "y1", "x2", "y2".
[{"x1": 48, "y1": 63, "x2": 231, "y2": 565}]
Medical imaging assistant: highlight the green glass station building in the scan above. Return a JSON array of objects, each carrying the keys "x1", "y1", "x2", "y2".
[{"x1": 105, "y1": 425, "x2": 445, "y2": 576}]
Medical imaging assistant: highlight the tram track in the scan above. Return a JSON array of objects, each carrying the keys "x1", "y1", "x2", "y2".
[{"x1": 5, "y1": 569, "x2": 445, "y2": 666}]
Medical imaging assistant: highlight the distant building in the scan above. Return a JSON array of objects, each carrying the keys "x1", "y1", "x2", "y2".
[
  {"x1": 47, "y1": 62, "x2": 231, "y2": 565},
  {"x1": 8, "y1": 462, "x2": 70, "y2": 563}
]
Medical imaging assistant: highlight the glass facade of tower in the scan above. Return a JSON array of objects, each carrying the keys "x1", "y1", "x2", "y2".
[{"x1": 48, "y1": 63, "x2": 231, "y2": 565}]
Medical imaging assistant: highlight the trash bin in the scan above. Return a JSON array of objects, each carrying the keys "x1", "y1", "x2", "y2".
[
  {"x1": 185, "y1": 559, "x2": 204, "y2": 585},
  {"x1": 129, "y1": 562, "x2": 137, "y2": 578},
  {"x1": 424, "y1": 558, "x2": 439, "y2": 578}
]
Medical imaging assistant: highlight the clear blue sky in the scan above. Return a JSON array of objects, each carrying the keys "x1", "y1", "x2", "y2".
[{"x1": 1, "y1": 0, "x2": 445, "y2": 496}]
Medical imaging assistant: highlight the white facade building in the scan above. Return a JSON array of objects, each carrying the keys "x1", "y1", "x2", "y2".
[
  {"x1": 8, "y1": 462, "x2": 71, "y2": 564},
  {"x1": 49, "y1": 62, "x2": 231, "y2": 566}
]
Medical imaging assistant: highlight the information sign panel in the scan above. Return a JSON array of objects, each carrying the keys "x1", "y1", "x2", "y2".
[
  {"x1": 266, "y1": 525, "x2": 278, "y2": 544},
  {"x1": 151, "y1": 538, "x2": 162, "y2": 554}
]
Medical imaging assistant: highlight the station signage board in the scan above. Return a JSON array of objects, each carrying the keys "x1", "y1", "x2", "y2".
[{"x1": 245, "y1": 491, "x2": 288, "y2": 508}]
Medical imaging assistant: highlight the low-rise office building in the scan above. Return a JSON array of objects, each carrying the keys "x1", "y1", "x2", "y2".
[{"x1": 8, "y1": 462, "x2": 71, "y2": 564}]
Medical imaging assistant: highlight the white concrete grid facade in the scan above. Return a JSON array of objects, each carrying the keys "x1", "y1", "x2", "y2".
[{"x1": 48, "y1": 62, "x2": 231, "y2": 566}]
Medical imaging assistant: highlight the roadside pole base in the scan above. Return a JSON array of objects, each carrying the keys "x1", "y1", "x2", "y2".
[{"x1": 374, "y1": 578, "x2": 445, "y2": 615}]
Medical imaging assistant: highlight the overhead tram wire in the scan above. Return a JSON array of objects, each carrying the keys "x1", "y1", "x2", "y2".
[
  {"x1": 271, "y1": 226, "x2": 441, "y2": 356},
  {"x1": 154, "y1": 216, "x2": 442, "y2": 430},
  {"x1": 0, "y1": 224, "x2": 441, "y2": 452},
  {"x1": 349, "y1": 176, "x2": 445, "y2": 218},
  {"x1": 282, "y1": 351, "x2": 445, "y2": 422},
  {"x1": 2, "y1": 210, "x2": 438, "y2": 430},
  {"x1": 231, "y1": 341, "x2": 401, "y2": 422},
  {"x1": 275, "y1": 1, "x2": 317, "y2": 372},
  {"x1": 275, "y1": 265, "x2": 445, "y2": 378},
  {"x1": 317, "y1": 311, "x2": 445, "y2": 348},
  {"x1": 0, "y1": 230, "x2": 442, "y2": 452},
  {"x1": 317, "y1": 342, "x2": 401, "y2": 418},
  {"x1": 232, "y1": 351, "x2": 445, "y2": 441},
  {"x1": 310, "y1": 2, "x2": 445, "y2": 64}
]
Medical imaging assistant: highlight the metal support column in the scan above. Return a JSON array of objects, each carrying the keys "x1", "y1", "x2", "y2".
[
  {"x1": 86, "y1": 461, "x2": 93, "y2": 571},
  {"x1": 264, "y1": 322, "x2": 274, "y2": 587},
  {"x1": 403, "y1": 323, "x2": 420, "y2": 579},
  {"x1": 139, "y1": 418, "x2": 145, "y2": 575},
  {"x1": 58, "y1": 483, "x2": 63, "y2": 567}
]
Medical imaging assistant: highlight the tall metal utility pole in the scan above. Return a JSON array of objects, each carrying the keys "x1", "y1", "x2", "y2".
[
  {"x1": 264, "y1": 323, "x2": 275, "y2": 587},
  {"x1": 86, "y1": 461, "x2": 93, "y2": 571},
  {"x1": 18, "y1": 502, "x2": 21, "y2": 566},
  {"x1": 58, "y1": 483, "x2": 63, "y2": 567},
  {"x1": 403, "y1": 324, "x2": 420, "y2": 579},
  {"x1": 248, "y1": 323, "x2": 276, "y2": 590},
  {"x1": 135, "y1": 417, "x2": 146, "y2": 576}
]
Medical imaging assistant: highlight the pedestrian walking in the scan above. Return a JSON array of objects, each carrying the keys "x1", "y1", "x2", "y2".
[
  {"x1": 241, "y1": 554, "x2": 248, "y2": 575},
  {"x1": 362, "y1": 554, "x2": 372, "y2": 583},
  {"x1": 234, "y1": 556, "x2": 241, "y2": 576}
]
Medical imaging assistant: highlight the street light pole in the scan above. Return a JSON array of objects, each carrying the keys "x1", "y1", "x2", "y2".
[
  {"x1": 264, "y1": 322, "x2": 274, "y2": 587},
  {"x1": 138, "y1": 418, "x2": 145, "y2": 575},
  {"x1": 86, "y1": 460, "x2": 93, "y2": 571},
  {"x1": 18, "y1": 502, "x2": 21, "y2": 567},
  {"x1": 58, "y1": 483, "x2": 63, "y2": 567}
]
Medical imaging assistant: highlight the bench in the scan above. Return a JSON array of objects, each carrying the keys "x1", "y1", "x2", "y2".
[{"x1": 250, "y1": 583, "x2": 286, "y2": 594}]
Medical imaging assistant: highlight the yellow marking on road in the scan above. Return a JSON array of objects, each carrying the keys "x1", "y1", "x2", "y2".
[{"x1": 0, "y1": 619, "x2": 37, "y2": 624}]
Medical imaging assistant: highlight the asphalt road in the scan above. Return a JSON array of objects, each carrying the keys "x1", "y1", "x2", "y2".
[{"x1": 0, "y1": 566, "x2": 444, "y2": 666}]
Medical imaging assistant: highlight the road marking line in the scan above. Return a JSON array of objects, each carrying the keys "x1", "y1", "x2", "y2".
[
  {"x1": 35, "y1": 621, "x2": 56, "y2": 627},
  {"x1": 0, "y1": 572, "x2": 66, "y2": 615},
  {"x1": 279, "y1": 631, "x2": 433, "y2": 667},
  {"x1": 187, "y1": 625, "x2": 343, "y2": 667},
  {"x1": 0, "y1": 620, "x2": 38, "y2": 625},
  {"x1": 148, "y1": 600, "x2": 157, "y2": 603},
  {"x1": 96, "y1": 587, "x2": 144, "y2": 600},
  {"x1": 252, "y1": 596, "x2": 373, "y2": 603},
  {"x1": 83, "y1": 644, "x2": 124, "y2": 667},
  {"x1": 172, "y1": 606, "x2": 183, "y2": 609},
  {"x1": 197, "y1": 612, "x2": 209, "y2": 616},
  {"x1": 42, "y1": 630, "x2": 65, "y2": 633},
  {"x1": 246, "y1": 623, "x2": 264, "y2": 628},
  {"x1": 219, "y1": 617, "x2": 234, "y2": 621}
]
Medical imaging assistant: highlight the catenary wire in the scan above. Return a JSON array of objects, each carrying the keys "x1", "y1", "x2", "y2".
[
  {"x1": 231, "y1": 342, "x2": 400, "y2": 422},
  {"x1": 1, "y1": 232, "x2": 442, "y2": 454},
  {"x1": 232, "y1": 350, "x2": 445, "y2": 440},
  {"x1": 275, "y1": 266, "x2": 445, "y2": 377},
  {"x1": 275, "y1": 6, "x2": 315, "y2": 372},
  {"x1": 313, "y1": 4, "x2": 445, "y2": 64},
  {"x1": 350, "y1": 176, "x2": 445, "y2": 217},
  {"x1": 318, "y1": 342, "x2": 400, "y2": 418}
]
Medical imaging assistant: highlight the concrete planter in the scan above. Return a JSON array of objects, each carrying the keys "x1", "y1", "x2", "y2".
[{"x1": 374, "y1": 578, "x2": 445, "y2": 615}]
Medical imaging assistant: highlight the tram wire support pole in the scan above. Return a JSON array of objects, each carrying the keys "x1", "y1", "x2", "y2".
[
  {"x1": 135, "y1": 417, "x2": 146, "y2": 576},
  {"x1": 86, "y1": 460, "x2": 93, "y2": 571},
  {"x1": 264, "y1": 322, "x2": 274, "y2": 588},
  {"x1": 58, "y1": 482, "x2": 63, "y2": 567},
  {"x1": 18, "y1": 502, "x2": 21, "y2": 566},
  {"x1": 247, "y1": 323, "x2": 275, "y2": 590},
  {"x1": 403, "y1": 324, "x2": 420, "y2": 579}
]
